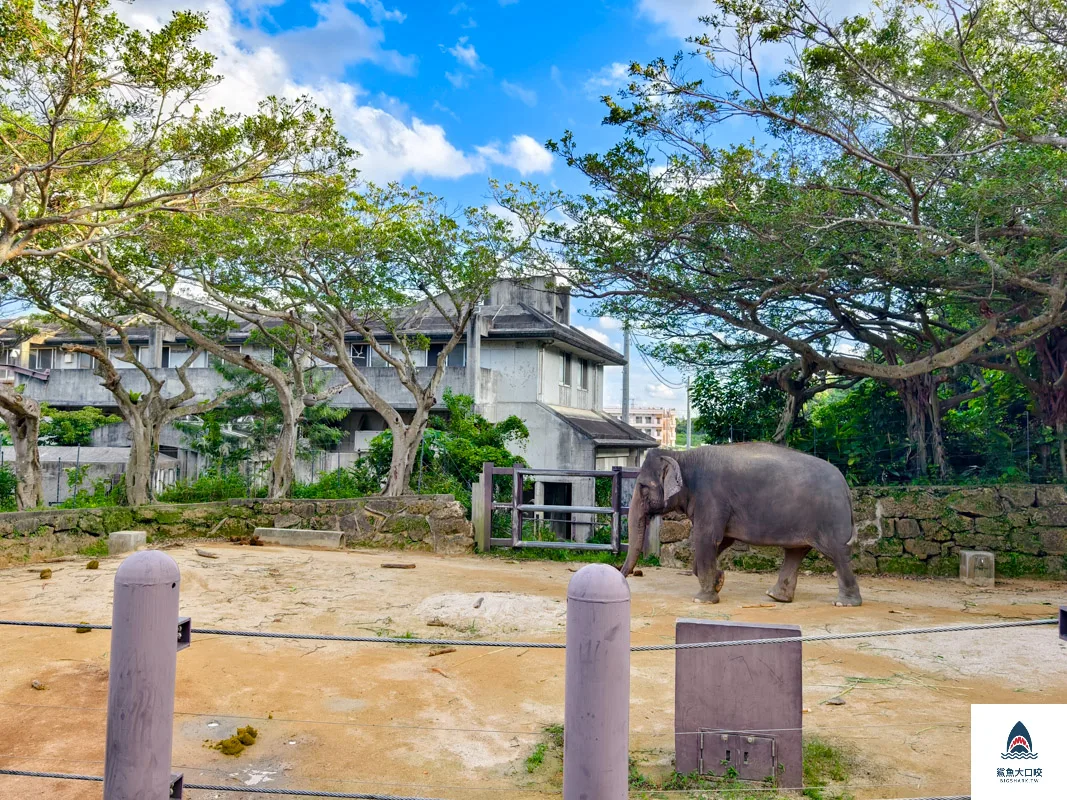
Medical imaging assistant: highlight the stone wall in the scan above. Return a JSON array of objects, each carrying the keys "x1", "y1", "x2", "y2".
[
  {"x1": 0, "y1": 495, "x2": 473, "y2": 568},
  {"x1": 658, "y1": 485, "x2": 1067, "y2": 579}
]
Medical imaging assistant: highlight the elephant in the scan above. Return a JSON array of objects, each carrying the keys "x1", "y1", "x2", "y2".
[{"x1": 621, "y1": 443, "x2": 862, "y2": 607}]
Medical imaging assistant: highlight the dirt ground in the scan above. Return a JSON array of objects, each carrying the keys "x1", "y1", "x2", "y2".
[{"x1": 0, "y1": 544, "x2": 1064, "y2": 799}]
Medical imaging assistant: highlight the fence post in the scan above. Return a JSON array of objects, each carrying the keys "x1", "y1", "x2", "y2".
[
  {"x1": 104, "y1": 551, "x2": 181, "y2": 799},
  {"x1": 564, "y1": 564, "x2": 631, "y2": 799}
]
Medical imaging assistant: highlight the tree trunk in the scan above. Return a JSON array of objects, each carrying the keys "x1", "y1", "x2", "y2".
[
  {"x1": 773, "y1": 390, "x2": 801, "y2": 443},
  {"x1": 899, "y1": 380, "x2": 929, "y2": 477},
  {"x1": 1057, "y1": 421, "x2": 1067, "y2": 481},
  {"x1": 269, "y1": 389, "x2": 301, "y2": 499},
  {"x1": 0, "y1": 390, "x2": 43, "y2": 510},
  {"x1": 896, "y1": 374, "x2": 945, "y2": 478},
  {"x1": 125, "y1": 418, "x2": 159, "y2": 507},
  {"x1": 381, "y1": 406, "x2": 432, "y2": 497}
]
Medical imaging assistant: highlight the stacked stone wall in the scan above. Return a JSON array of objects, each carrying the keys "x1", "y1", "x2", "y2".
[
  {"x1": 0, "y1": 495, "x2": 473, "y2": 567},
  {"x1": 658, "y1": 485, "x2": 1067, "y2": 578}
]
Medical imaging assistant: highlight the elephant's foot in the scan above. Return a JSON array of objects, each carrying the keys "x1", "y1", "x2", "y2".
[
  {"x1": 693, "y1": 590, "x2": 720, "y2": 604},
  {"x1": 713, "y1": 570, "x2": 725, "y2": 593},
  {"x1": 834, "y1": 592, "x2": 862, "y2": 607},
  {"x1": 766, "y1": 586, "x2": 795, "y2": 603}
]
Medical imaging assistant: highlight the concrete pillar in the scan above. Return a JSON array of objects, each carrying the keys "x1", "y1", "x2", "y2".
[
  {"x1": 104, "y1": 551, "x2": 181, "y2": 799},
  {"x1": 146, "y1": 324, "x2": 163, "y2": 369},
  {"x1": 467, "y1": 308, "x2": 482, "y2": 409},
  {"x1": 564, "y1": 564, "x2": 630, "y2": 800},
  {"x1": 621, "y1": 327, "x2": 630, "y2": 425}
]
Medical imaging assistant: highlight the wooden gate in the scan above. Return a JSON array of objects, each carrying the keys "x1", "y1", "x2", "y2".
[{"x1": 472, "y1": 462, "x2": 640, "y2": 553}]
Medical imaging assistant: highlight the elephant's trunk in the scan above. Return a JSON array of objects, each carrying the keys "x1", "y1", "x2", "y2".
[{"x1": 620, "y1": 495, "x2": 647, "y2": 576}]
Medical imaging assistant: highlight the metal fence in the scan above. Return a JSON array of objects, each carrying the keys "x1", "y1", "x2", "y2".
[{"x1": 474, "y1": 462, "x2": 640, "y2": 554}]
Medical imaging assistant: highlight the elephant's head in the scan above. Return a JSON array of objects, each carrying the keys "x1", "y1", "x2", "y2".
[{"x1": 620, "y1": 449, "x2": 684, "y2": 577}]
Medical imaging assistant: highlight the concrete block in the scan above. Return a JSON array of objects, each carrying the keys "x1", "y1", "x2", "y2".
[
  {"x1": 253, "y1": 528, "x2": 346, "y2": 549},
  {"x1": 960, "y1": 550, "x2": 995, "y2": 587},
  {"x1": 108, "y1": 530, "x2": 148, "y2": 555},
  {"x1": 675, "y1": 619, "x2": 802, "y2": 788}
]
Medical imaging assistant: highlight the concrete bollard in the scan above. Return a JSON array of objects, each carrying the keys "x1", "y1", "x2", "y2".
[
  {"x1": 104, "y1": 551, "x2": 181, "y2": 799},
  {"x1": 564, "y1": 564, "x2": 631, "y2": 800}
]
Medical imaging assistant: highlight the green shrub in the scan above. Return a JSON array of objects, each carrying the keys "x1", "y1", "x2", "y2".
[{"x1": 158, "y1": 473, "x2": 259, "y2": 503}]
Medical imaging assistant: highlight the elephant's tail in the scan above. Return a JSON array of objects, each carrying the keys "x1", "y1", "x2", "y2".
[{"x1": 845, "y1": 490, "x2": 858, "y2": 548}]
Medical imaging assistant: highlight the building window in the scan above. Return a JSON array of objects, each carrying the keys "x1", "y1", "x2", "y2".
[
  {"x1": 76, "y1": 351, "x2": 95, "y2": 369},
  {"x1": 428, "y1": 341, "x2": 466, "y2": 367},
  {"x1": 29, "y1": 347, "x2": 53, "y2": 371},
  {"x1": 0, "y1": 348, "x2": 18, "y2": 366},
  {"x1": 578, "y1": 359, "x2": 589, "y2": 390},
  {"x1": 559, "y1": 352, "x2": 572, "y2": 385},
  {"x1": 409, "y1": 348, "x2": 427, "y2": 367},
  {"x1": 351, "y1": 343, "x2": 370, "y2": 368}
]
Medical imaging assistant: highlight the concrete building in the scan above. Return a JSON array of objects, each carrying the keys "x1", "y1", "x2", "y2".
[
  {"x1": 605, "y1": 406, "x2": 677, "y2": 448},
  {"x1": 0, "y1": 280, "x2": 655, "y2": 496}
]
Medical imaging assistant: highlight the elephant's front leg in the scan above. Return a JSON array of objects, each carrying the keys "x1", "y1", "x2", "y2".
[{"x1": 691, "y1": 516, "x2": 727, "y2": 604}]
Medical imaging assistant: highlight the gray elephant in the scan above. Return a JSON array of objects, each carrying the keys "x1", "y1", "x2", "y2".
[{"x1": 621, "y1": 444, "x2": 861, "y2": 606}]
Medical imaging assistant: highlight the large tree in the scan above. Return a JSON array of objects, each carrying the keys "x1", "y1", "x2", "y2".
[
  {"x1": 551, "y1": 0, "x2": 1067, "y2": 476},
  {"x1": 0, "y1": 0, "x2": 349, "y2": 506},
  {"x1": 164, "y1": 182, "x2": 554, "y2": 496}
]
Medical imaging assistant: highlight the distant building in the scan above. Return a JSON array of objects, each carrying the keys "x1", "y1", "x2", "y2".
[{"x1": 604, "y1": 406, "x2": 677, "y2": 448}]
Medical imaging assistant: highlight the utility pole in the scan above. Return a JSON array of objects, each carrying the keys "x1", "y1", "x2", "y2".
[
  {"x1": 686, "y1": 375, "x2": 692, "y2": 450},
  {"x1": 622, "y1": 325, "x2": 631, "y2": 425}
]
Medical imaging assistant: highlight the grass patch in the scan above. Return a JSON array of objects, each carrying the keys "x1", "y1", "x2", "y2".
[
  {"x1": 521, "y1": 725, "x2": 855, "y2": 799},
  {"x1": 802, "y1": 737, "x2": 855, "y2": 800},
  {"x1": 77, "y1": 538, "x2": 108, "y2": 558}
]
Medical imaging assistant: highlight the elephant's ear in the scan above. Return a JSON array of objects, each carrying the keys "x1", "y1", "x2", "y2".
[{"x1": 661, "y1": 456, "x2": 683, "y2": 503}]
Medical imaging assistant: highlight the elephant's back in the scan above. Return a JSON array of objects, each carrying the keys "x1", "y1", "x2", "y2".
[{"x1": 695, "y1": 443, "x2": 852, "y2": 540}]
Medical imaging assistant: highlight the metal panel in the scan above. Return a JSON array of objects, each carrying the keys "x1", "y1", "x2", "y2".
[
  {"x1": 519, "y1": 504, "x2": 613, "y2": 514},
  {"x1": 675, "y1": 620, "x2": 802, "y2": 789},
  {"x1": 699, "y1": 732, "x2": 777, "y2": 781}
]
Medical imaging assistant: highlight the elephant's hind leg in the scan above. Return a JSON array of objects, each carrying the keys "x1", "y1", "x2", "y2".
[
  {"x1": 767, "y1": 546, "x2": 810, "y2": 603},
  {"x1": 830, "y1": 547, "x2": 862, "y2": 607},
  {"x1": 713, "y1": 536, "x2": 734, "y2": 593}
]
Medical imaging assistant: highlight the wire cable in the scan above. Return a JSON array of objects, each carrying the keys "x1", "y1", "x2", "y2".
[{"x1": 0, "y1": 616, "x2": 1056, "y2": 651}]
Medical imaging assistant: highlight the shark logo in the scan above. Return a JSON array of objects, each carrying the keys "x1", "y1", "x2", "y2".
[{"x1": 1002, "y1": 721, "x2": 1038, "y2": 760}]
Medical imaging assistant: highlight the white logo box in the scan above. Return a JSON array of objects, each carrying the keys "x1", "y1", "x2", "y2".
[{"x1": 972, "y1": 705, "x2": 1067, "y2": 800}]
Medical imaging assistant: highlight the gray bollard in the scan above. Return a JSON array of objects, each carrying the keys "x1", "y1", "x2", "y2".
[
  {"x1": 104, "y1": 551, "x2": 181, "y2": 799},
  {"x1": 564, "y1": 564, "x2": 631, "y2": 800}
]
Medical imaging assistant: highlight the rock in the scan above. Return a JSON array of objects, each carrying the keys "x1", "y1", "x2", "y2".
[
  {"x1": 903, "y1": 538, "x2": 941, "y2": 558},
  {"x1": 825, "y1": 696, "x2": 846, "y2": 706},
  {"x1": 195, "y1": 548, "x2": 219, "y2": 559},
  {"x1": 31, "y1": 680, "x2": 46, "y2": 691},
  {"x1": 878, "y1": 492, "x2": 943, "y2": 519},
  {"x1": 39, "y1": 568, "x2": 52, "y2": 579},
  {"x1": 945, "y1": 490, "x2": 1003, "y2": 517},
  {"x1": 86, "y1": 560, "x2": 99, "y2": 570},
  {"x1": 273, "y1": 513, "x2": 302, "y2": 529},
  {"x1": 473, "y1": 597, "x2": 484, "y2": 609},
  {"x1": 894, "y1": 518, "x2": 921, "y2": 539},
  {"x1": 1036, "y1": 485, "x2": 1067, "y2": 507},
  {"x1": 998, "y1": 486, "x2": 1036, "y2": 509},
  {"x1": 1028, "y1": 506, "x2": 1067, "y2": 527},
  {"x1": 1036, "y1": 528, "x2": 1067, "y2": 555},
  {"x1": 974, "y1": 516, "x2": 1012, "y2": 537}
]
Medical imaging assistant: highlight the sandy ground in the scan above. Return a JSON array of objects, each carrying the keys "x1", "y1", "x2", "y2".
[{"x1": 0, "y1": 544, "x2": 1064, "y2": 799}]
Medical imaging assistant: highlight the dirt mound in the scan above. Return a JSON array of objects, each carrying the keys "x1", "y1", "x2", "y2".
[{"x1": 414, "y1": 592, "x2": 565, "y2": 635}]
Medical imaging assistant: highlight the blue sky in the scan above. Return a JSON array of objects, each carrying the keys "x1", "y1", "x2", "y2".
[{"x1": 119, "y1": 0, "x2": 737, "y2": 412}]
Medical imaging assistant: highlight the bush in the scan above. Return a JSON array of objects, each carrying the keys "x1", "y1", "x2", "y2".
[
  {"x1": 292, "y1": 462, "x2": 381, "y2": 499},
  {"x1": 158, "y1": 473, "x2": 259, "y2": 503},
  {"x1": 58, "y1": 475, "x2": 125, "y2": 508},
  {"x1": 0, "y1": 464, "x2": 16, "y2": 511}
]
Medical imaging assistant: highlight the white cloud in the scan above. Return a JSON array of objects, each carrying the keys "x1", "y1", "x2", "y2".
[
  {"x1": 501, "y1": 80, "x2": 537, "y2": 107},
  {"x1": 576, "y1": 326, "x2": 611, "y2": 346},
  {"x1": 585, "y1": 62, "x2": 630, "y2": 94},
  {"x1": 356, "y1": 0, "x2": 406, "y2": 23},
  {"x1": 646, "y1": 383, "x2": 679, "y2": 400},
  {"x1": 115, "y1": 0, "x2": 536, "y2": 183},
  {"x1": 449, "y1": 2, "x2": 469, "y2": 13},
  {"x1": 445, "y1": 71, "x2": 469, "y2": 88},
  {"x1": 476, "y1": 135, "x2": 553, "y2": 175},
  {"x1": 599, "y1": 317, "x2": 623, "y2": 330},
  {"x1": 448, "y1": 36, "x2": 483, "y2": 70},
  {"x1": 462, "y1": 16, "x2": 478, "y2": 28},
  {"x1": 636, "y1": 0, "x2": 715, "y2": 39}
]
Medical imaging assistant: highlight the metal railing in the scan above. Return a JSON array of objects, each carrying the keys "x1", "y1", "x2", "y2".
[{"x1": 477, "y1": 462, "x2": 640, "y2": 553}]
